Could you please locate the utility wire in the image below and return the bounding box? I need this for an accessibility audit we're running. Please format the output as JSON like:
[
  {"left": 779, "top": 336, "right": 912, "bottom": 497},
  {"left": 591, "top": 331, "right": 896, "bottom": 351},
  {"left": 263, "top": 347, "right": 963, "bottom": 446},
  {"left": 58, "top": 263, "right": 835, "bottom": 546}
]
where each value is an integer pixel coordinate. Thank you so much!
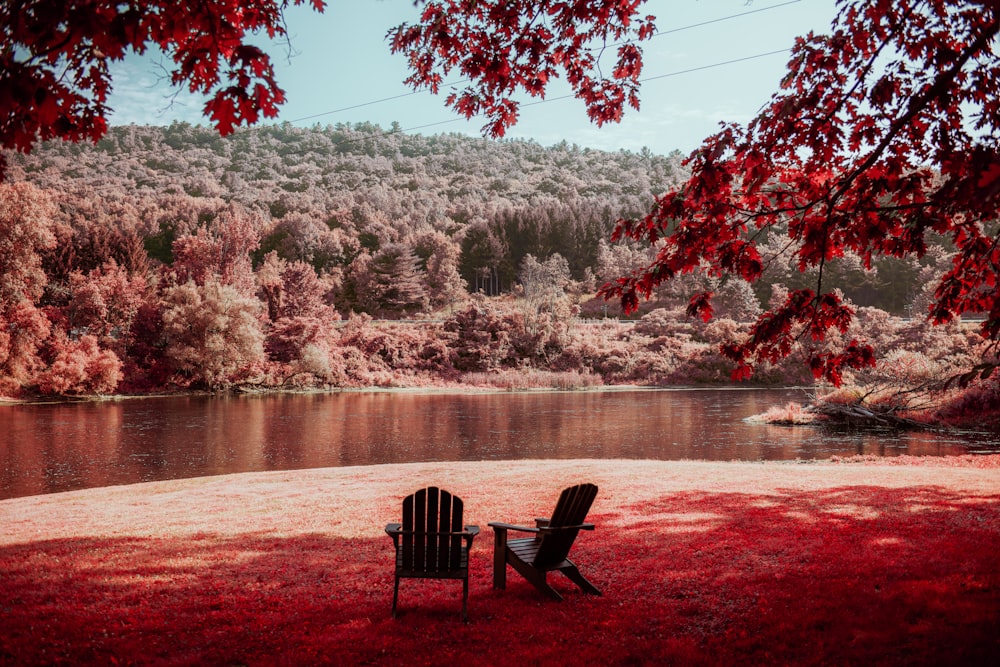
[
  {"left": 33, "top": 43, "right": 795, "bottom": 197},
  {"left": 400, "top": 48, "right": 791, "bottom": 135},
  {"left": 281, "top": 0, "right": 802, "bottom": 125},
  {"left": 649, "top": 0, "right": 802, "bottom": 38}
]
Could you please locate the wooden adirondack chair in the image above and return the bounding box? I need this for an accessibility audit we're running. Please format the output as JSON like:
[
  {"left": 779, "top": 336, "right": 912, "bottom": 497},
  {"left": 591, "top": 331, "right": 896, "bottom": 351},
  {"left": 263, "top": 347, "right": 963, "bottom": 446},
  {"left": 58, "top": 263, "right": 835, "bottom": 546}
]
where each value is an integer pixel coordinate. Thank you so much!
[
  {"left": 489, "top": 482, "right": 601, "bottom": 601},
  {"left": 385, "top": 486, "right": 480, "bottom": 621}
]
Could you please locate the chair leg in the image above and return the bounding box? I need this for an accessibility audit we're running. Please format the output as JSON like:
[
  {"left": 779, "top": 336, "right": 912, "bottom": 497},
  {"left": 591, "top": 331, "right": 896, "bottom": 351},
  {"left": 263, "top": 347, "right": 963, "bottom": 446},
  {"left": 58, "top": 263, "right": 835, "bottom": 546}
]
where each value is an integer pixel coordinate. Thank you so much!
[
  {"left": 561, "top": 563, "right": 601, "bottom": 595},
  {"left": 509, "top": 558, "right": 563, "bottom": 601},
  {"left": 492, "top": 527, "right": 507, "bottom": 590},
  {"left": 392, "top": 576, "right": 400, "bottom": 618}
]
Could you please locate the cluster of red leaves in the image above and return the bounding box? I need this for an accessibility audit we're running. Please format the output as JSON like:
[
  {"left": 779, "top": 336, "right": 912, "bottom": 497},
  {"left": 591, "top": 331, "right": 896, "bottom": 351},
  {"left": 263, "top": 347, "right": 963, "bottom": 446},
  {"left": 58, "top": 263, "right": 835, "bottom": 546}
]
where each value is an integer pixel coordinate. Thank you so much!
[
  {"left": 389, "top": 0, "right": 656, "bottom": 137},
  {"left": 0, "top": 0, "right": 326, "bottom": 180},
  {"left": 2, "top": 482, "right": 998, "bottom": 665},
  {"left": 598, "top": 0, "right": 1000, "bottom": 384}
]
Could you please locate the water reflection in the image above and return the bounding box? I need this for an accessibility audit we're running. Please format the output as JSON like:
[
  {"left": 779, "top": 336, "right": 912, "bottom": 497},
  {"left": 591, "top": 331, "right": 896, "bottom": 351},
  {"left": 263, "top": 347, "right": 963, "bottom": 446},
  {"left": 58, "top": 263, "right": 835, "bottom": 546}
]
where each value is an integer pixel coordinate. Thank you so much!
[{"left": 2, "top": 389, "right": 998, "bottom": 499}]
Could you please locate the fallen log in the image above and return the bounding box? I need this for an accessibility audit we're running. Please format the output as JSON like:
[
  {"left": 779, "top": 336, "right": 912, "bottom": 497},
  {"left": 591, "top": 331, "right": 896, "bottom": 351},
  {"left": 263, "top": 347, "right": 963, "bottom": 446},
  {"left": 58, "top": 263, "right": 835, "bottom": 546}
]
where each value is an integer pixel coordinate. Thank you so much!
[{"left": 806, "top": 401, "right": 923, "bottom": 429}]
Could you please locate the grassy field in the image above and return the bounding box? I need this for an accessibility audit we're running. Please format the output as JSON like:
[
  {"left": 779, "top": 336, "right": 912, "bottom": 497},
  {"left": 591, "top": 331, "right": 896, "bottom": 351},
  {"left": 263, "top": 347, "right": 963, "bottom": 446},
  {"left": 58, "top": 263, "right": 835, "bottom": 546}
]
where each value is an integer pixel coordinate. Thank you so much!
[{"left": 2, "top": 456, "right": 999, "bottom": 665}]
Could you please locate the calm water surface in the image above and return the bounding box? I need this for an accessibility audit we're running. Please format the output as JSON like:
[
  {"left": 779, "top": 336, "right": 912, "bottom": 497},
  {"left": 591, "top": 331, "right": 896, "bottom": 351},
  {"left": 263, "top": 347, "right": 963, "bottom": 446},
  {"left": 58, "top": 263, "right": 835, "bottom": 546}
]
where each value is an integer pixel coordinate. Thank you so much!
[{"left": 2, "top": 388, "right": 999, "bottom": 499}]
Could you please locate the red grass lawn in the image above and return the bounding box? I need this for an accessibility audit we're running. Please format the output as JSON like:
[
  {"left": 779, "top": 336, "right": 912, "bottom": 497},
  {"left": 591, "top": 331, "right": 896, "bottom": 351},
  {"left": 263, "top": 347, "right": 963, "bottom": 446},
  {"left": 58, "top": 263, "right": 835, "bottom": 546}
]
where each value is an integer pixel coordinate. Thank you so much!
[{"left": 2, "top": 457, "right": 1000, "bottom": 666}]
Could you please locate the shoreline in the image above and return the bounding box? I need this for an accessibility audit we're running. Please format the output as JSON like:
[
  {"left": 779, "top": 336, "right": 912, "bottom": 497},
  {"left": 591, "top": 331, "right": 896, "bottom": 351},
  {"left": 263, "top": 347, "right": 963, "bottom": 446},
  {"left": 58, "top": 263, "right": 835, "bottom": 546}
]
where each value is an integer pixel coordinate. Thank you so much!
[{"left": 0, "top": 382, "right": 815, "bottom": 405}]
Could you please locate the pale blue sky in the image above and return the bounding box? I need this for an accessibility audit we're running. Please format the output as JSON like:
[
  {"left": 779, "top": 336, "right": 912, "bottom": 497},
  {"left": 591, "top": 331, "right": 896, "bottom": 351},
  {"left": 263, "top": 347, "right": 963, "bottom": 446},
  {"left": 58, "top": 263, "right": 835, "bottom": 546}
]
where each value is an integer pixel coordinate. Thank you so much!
[{"left": 106, "top": 0, "right": 838, "bottom": 154}]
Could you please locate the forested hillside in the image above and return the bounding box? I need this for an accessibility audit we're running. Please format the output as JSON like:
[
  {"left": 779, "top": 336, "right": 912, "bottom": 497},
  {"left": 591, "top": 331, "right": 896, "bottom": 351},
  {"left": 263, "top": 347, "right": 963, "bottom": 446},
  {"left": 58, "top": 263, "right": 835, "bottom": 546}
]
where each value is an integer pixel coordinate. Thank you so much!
[
  {"left": 10, "top": 122, "right": 948, "bottom": 313},
  {"left": 11, "top": 122, "right": 677, "bottom": 305},
  {"left": 0, "top": 123, "right": 975, "bottom": 397}
]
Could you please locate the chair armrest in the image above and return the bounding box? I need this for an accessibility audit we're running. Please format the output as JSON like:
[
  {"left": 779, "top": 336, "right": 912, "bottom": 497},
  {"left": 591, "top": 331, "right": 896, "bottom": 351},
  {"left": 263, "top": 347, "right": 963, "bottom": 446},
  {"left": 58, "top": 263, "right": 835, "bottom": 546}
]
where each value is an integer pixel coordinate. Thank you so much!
[
  {"left": 539, "top": 522, "right": 595, "bottom": 532},
  {"left": 385, "top": 523, "right": 402, "bottom": 547},
  {"left": 488, "top": 521, "right": 541, "bottom": 534},
  {"left": 384, "top": 525, "right": 479, "bottom": 538}
]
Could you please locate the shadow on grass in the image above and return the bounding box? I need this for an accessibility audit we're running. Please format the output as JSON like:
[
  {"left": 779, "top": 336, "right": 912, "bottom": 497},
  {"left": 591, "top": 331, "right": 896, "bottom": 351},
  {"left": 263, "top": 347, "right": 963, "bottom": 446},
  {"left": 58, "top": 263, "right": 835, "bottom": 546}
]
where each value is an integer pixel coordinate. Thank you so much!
[{"left": 2, "top": 485, "right": 999, "bottom": 665}]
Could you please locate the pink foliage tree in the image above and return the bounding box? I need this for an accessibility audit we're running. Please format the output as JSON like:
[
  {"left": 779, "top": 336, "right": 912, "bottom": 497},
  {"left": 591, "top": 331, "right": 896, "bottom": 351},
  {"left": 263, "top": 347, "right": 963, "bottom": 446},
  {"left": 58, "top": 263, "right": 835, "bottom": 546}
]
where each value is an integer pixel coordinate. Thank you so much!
[
  {"left": 443, "top": 297, "right": 536, "bottom": 372},
  {"left": 169, "top": 203, "right": 261, "bottom": 295},
  {"left": 350, "top": 243, "right": 429, "bottom": 318},
  {"left": 0, "top": 301, "right": 52, "bottom": 396},
  {"left": 160, "top": 280, "right": 265, "bottom": 389},
  {"left": 257, "top": 252, "right": 340, "bottom": 382},
  {"left": 0, "top": 182, "right": 57, "bottom": 394},
  {"left": 65, "top": 260, "right": 148, "bottom": 352},
  {"left": 35, "top": 333, "right": 122, "bottom": 396},
  {"left": 0, "top": 182, "right": 56, "bottom": 304},
  {"left": 412, "top": 230, "right": 467, "bottom": 310}
]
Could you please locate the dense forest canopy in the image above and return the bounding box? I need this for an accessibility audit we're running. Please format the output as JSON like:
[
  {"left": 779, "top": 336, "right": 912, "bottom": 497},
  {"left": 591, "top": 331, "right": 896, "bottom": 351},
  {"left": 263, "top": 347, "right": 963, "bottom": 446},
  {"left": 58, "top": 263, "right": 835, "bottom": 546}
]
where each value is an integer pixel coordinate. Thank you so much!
[
  {"left": 8, "top": 122, "right": 945, "bottom": 314},
  {"left": 10, "top": 122, "right": 680, "bottom": 292}
]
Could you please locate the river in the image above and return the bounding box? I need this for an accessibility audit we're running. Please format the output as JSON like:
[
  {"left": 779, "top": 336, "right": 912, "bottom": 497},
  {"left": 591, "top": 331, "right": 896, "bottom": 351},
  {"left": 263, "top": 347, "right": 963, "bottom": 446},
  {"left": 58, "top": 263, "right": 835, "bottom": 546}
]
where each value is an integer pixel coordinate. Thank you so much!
[{"left": 2, "top": 388, "right": 998, "bottom": 499}]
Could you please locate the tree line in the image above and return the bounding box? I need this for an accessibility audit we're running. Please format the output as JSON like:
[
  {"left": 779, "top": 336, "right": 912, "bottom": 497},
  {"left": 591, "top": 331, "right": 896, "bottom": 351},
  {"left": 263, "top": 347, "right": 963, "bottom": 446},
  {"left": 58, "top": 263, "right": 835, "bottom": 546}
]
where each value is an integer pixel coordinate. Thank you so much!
[{"left": 0, "top": 123, "right": 980, "bottom": 399}]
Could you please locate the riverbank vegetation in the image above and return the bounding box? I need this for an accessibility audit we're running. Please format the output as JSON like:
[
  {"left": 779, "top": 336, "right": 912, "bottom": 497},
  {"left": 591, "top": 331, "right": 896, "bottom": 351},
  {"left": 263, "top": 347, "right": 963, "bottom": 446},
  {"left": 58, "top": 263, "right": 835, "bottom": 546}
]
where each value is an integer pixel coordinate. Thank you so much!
[
  {"left": 3, "top": 125, "right": 997, "bottom": 427},
  {"left": 2, "top": 458, "right": 998, "bottom": 665}
]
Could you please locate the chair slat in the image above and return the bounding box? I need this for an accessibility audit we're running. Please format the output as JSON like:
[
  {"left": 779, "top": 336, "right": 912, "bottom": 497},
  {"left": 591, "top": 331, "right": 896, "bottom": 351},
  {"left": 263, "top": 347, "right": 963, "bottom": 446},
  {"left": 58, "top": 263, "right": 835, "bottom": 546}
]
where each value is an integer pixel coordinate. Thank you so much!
[
  {"left": 414, "top": 487, "right": 428, "bottom": 570},
  {"left": 401, "top": 493, "right": 415, "bottom": 570},
  {"left": 437, "top": 488, "right": 452, "bottom": 572},
  {"left": 449, "top": 495, "right": 463, "bottom": 570}
]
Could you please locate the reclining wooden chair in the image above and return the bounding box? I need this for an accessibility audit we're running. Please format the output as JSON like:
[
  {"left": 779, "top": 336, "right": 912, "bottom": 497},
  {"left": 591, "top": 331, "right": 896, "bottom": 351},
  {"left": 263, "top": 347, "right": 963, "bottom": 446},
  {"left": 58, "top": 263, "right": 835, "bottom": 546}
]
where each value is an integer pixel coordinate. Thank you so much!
[
  {"left": 385, "top": 486, "right": 479, "bottom": 621},
  {"left": 489, "top": 482, "right": 601, "bottom": 601}
]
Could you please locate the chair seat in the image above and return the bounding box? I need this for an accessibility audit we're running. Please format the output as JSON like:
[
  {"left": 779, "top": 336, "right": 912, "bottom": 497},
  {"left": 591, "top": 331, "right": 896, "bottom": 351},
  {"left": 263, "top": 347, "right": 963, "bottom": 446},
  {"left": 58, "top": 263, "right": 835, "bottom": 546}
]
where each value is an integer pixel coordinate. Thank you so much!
[{"left": 506, "top": 537, "right": 572, "bottom": 572}]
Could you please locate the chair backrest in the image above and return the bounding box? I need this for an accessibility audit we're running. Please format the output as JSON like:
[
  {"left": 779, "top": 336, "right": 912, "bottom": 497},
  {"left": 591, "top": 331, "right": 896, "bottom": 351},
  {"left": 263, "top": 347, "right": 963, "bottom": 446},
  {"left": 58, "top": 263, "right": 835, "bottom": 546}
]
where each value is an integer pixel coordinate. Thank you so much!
[
  {"left": 399, "top": 486, "right": 466, "bottom": 573},
  {"left": 534, "top": 483, "right": 598, "bottom": 568}
]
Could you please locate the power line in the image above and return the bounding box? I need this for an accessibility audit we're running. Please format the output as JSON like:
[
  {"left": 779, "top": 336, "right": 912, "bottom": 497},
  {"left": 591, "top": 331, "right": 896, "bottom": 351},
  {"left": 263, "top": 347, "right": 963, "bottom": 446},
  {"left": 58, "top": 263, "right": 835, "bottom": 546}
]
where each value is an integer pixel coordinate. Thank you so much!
[
  {"left": 287, "top": 91, "right": 425, "bottom": 124},
  {"left": 403, "top": 48, "right": 792, "bottom": 134},
  {"left": 650, "top": 0, "right": 803, "bottom": 38},
  {"left": 281, "top": 0, "right": 802, "bottom": 125},
  {"left": 640, "top": 48, "right": 791, "bottom": 84}
]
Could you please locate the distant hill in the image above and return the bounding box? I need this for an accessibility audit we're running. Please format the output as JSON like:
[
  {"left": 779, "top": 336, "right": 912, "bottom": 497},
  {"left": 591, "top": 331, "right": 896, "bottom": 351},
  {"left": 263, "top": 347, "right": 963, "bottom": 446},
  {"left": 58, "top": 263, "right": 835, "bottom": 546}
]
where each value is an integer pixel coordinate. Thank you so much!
[{"left": 9, "top": 122, "right": 944, "bottom": 315}]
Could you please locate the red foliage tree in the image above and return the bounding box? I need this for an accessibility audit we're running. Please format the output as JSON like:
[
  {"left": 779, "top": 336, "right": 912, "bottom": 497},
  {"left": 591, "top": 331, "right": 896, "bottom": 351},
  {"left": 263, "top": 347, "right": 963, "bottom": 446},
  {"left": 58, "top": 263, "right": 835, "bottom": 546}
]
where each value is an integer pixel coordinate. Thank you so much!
[
  {"left": 601, "top": 0, "right": 999, "bottom": 383},
  {"left": 12, "top": 1, "right": 999, "bottom": 387},
  {"left": 160, "top": 279, "right": 265, "bottom": 389},
  {"left": 0, "top": 0, "right": 326, "bottom": 180},
  {"left": 389, "top": 0, "right": 656, "bottom": 136},
  {"left": 35, "top": 332, "right": 122, "bottom": 396},
  {"left": 398, "top": 0, "right": 1000, "bottom": 384}
]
